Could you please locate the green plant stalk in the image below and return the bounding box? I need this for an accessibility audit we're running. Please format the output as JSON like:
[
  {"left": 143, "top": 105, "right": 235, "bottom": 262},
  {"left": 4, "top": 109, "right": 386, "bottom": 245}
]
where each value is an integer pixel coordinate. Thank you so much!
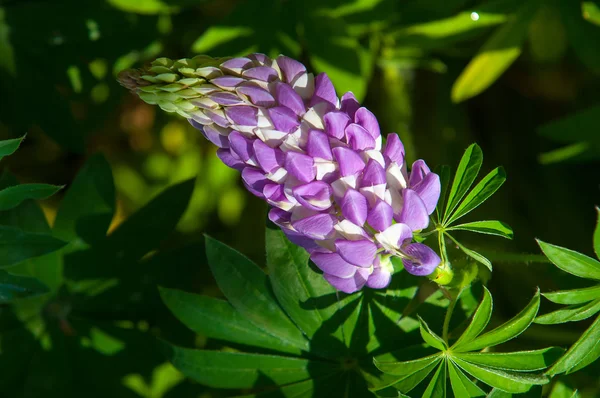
[{"left": 443, "top": 295, "right": 458, "bottom": 344}]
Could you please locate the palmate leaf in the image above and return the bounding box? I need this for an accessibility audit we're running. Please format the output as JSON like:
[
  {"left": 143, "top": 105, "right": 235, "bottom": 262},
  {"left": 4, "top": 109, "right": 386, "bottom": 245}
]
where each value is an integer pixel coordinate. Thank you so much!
[
  {"left": 448, "top": 221, "right": 513, "bottom": 240},
  {"left": 447, "top": 234, "right": 493, "bottom": 272},
  {"left": 536, "top": 222, "right": 600, "bottom": 375},
  {"left": 374, "top": 288, "right": 554, "bottom": 396},
  {"left": 443, "top": 143, "right": 483, "bottom": 224},
  {"left": 594, "top": 207, "right": 600, "bottom": 260}
]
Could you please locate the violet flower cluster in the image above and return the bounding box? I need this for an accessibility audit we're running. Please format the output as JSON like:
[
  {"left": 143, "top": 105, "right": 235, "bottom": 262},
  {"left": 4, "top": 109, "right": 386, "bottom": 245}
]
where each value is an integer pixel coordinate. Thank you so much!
[{"left": 119, "top": 54, "right": 441, "bottom": 293}]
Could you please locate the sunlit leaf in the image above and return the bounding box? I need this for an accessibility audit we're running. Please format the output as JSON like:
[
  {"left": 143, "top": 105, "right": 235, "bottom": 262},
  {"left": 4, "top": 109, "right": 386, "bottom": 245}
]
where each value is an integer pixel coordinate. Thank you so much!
[
  {"left": 444, "top": 144, "right": 483, "bottom": 224},
  {"left": 535, "top": 299, "right": 600, "bottom": 325},
  {"left": 453, "top": 287, "right": 493, "bottom": 349},
  {"left": 419, "top": 316, "right": 447, "bottom": 350},
  {"left": 537, "top": 240, "right": 600, "bottom": 281},
  {"left": 453, "top": 358, "right": 549, "bottom": 393},
  {"left": 547, "top": 314, "right": 600, "bottom": 375},
  {"left": 0, "top": 184, "right": 63, "bottom": 212},
  {"left": 451, "top": 1, "right": 540, "bottom": 102},
  {"left": 422, "top": 361, "right": 446, "bottom": 398},
  {"left": 447, "top": 167, "right": 507, "bottom": 225},
  {"left": 448, "top": 362, "right": 486, "bottom": 397},
  {"left": 455, "top": 348, "right": 564, "bottom": 371},
  {"left": 542, "top": 285, "right": 600, "bottom": 305},
  {"left": 447, "top": 234, "right": 493, "bottom": 272},
  {"left": 456, "top": 290, "right": 540, "bottom": 352},
  {"left": 375, "top": 354, "right": 442, "bottom": 376},
  {"left": 449, "top": 220, "right": 513, "bottom": 239}
]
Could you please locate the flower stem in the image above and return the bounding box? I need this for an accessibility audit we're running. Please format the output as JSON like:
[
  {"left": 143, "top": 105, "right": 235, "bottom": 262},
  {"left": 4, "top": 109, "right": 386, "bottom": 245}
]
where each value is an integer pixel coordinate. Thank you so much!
[{"left": 442, "top": 296, "right": 458, "bottom": 344}]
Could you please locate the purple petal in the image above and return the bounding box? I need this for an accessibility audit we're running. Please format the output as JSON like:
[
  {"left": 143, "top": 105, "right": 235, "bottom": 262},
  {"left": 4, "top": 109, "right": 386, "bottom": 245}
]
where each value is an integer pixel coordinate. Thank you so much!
[
  {"left": 264, "top": 183, "right": 286, "bottom": 201},
  {"left": 383, "top": 134, "right": 405, "bottom": 165},
  {"left": 345, "top": 123, "right": 376, "bottom": 150},
  {"left": 335, "top": 239, "right": 377, "bottom": 267},
  {"left": 248, "top": 53, "right": 272, "bottom": 66},
  {"left": 268, "top": 207, "right": 291, "bottom": 227},
  {"left": 402, "top": 243, "right": 440, "bottom": 276},
  {"left": 340, "top": 92, "right": 360, "bottom": 120},
  {"left": 275, "top": 82, "right": 306, "bottom": 116},
  {"left": 323, "top": 269, "right": 368, "bottom": 293},
  {"left": 276, "top": 55, "right": 306, "bottom": 83},
  {"left": 398, "top": 189, "right": 430, "bottom": 231},
  {"left": 360, "top": 159, "right": 386, "bottom": 187},
  {"left": 211, "top": 76, "right": 245, "bottom": 89},
  {"left": 323, "top": 111, "right": 351, "bottom": 140},
  {"left": 306, "top": 129, "right": 333, "bottom": 160},
  {"left": 310, "top": 73, "right": 337, "bottom": 108},
  {"left": 204, "top": 110, "right": 230, "bottom": 128},
  {"left": 292, "top": 213, "right": 336, "bottom": 240},
  {"left": 413, "top": 172, "right": 440, "bottom": 215},
  {"left": 220, "top": 57, "right": 253, "bottom": 73},
  {"left": 216, "top": 148, "right": 245, "bottom": 171},
  {"left": 253, "top": 139, "right": 285, "bottom": 173},
  {"left": 341, "top": 189, "right": 368, "bottom": 226},
  {"left": 284, "top": 229, "right": 320, "bottom": 252},
  {"left": 190, "top": 121, "right": 229, "bottom": 148},
  {"left": 236, "top": 83, "right": 276, "bottom": 107},
  {"left": 367, "top": 199, "right": 393, "bottom": 231},
  {"left": 332, "top": 147, "right": 366, "bottom": 177},
  {"left": 241, "top": 167, "right": 268, "bottom": 198},
  {"left": 225, "top": 106, "right": 258, "bottom": 126},
  {"left": 243, "top": 66, "right": 278, "bottom": 82},
  {"left": 286, "top": 151, "right": 315, "bottom": 183},
  {"left": 229, "top": 131, "right": 255, "bottom": 162},
  {"left": 208, "top": 92, "right": 244, "bottom": 106},
  {"left": 409, "top": 159, "right": 431, "bottom": 187},
  {"left": 311, "top": 250, "right": 357, "bottom": 278},
  {"left": 267, "top": 106, "right": 300, "bottom": 133},
  {"left": 366, "top": 267, "right": 392, "bottom": 289},
  {"left": 293, "top": 181, "right": 333, "bottom": 211},
  {"left": 354, "top": 107, "right": 380, "bottom": 139}
]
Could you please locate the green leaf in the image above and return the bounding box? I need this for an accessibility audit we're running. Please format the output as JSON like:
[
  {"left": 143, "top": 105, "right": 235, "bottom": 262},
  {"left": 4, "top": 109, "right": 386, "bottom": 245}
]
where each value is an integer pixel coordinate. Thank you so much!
[
  {"left": 422, "top": 362, "right": 446, "bottom": 398},
  {"left": 0, "top": 270, "right": 49, "bottom": 303},
  {"left": 448, "top": 361, "right": 486, "bottom": 397},
  {"left": 456, "top": 290, "right": 540, "bottom": 352},
  {"left": 205, "top": 236, "right": 309, "bottom": 352},
  {"left": 557, "top": 1, "right": 600, "bottom": 73},
  {"left": 164, "top": 345, "right": 332, "bottom": 389},
  {"left": 487, "top": 386, "right": 544, "bottom": 397},
  {"left": 535, "top": 299, "right": 600, "bottom": 325},
  {"left": 375, "top": 354, "right": 442, "bottom": 376},
  {"left": 0, "top": 135, "right": 24, "bottom": 162},
  {"left": 454, "top": 348, "right": 564, "bottom": 371},
  {"left": 447, "top": 234, "right": 493, "bottom": 272},
  {"left": 594, "top": 207, "right": 600, "bottom": 259},
  {"left": 0, "top": 184, "right": 63, "bottom": 212},
  {"left": 547, "top": 314, "right": 600, "bottom": 375},
  {"left": 449, "top": 221, "right": 513, "bottom": 239},
  {"left": 447, "top": 167, "right": 507, "bottom": 225},
  {"left": 567, "top": 336, "right": 600, "bottom": 374},
  {"left": 537, "top": 240, "right": 600, "bottom": 281},
  {"left": 53, "top": 154, "right": 115, "bottom": 242},
  {"left": 159, "top": 288, "right": 305, "bottom": 356},
  {"left": 451, "top": 1, "right": 539, "bottom": 102},
  {"left": 454, "top": 287, "right": 493, "bottom": 349},
  {"left": 0, "top": 226, "right": 67, "bottom": 268},
  {"left": 444, "top": 144, "right": 483, "bottom": 223},
  {"left": 390, "top": 360, "right": 442, "bottom": 394},
  {"left": 453, "top": 358, "right": 549, "bottom": 393},
  {"left": 542, "top": 285, "right": 600, "bottom": 305},
  {"left": 265, "top": 226, "right": 339, "bottom": 341},
  {"left": 419, "top": 316, "right": 447, "bottom": 351}
]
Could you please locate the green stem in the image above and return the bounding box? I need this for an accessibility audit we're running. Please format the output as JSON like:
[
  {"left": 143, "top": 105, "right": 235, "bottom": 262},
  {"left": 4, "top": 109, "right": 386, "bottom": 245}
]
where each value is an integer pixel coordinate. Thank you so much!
[{"left": 442, "top": 296, "right": 458, "bottom": 344}]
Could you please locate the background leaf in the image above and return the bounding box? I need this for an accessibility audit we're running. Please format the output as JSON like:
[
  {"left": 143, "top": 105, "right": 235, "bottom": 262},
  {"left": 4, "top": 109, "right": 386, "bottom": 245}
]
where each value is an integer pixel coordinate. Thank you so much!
[
  {"left": 0, "top": 226, "right": 67, "bottom": 268},
  {"left": 0, "top": 270, "right": 49, "bottom": 303},
  {"left": 0, "top": 184, "right": 63, "bottom": 212}
]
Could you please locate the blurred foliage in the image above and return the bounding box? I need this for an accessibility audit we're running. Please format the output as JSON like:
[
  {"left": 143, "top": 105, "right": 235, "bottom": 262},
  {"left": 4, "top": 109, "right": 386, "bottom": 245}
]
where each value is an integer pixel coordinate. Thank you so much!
[{"left": 0, "top": 0, "right": 599, "bottom": 396}]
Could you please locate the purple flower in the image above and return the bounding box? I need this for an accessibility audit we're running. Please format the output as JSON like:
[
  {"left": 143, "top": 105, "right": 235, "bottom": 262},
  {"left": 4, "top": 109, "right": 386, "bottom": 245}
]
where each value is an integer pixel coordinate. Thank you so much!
[{"left": 119, "top": 54, "right": 441, "bottom": 293}]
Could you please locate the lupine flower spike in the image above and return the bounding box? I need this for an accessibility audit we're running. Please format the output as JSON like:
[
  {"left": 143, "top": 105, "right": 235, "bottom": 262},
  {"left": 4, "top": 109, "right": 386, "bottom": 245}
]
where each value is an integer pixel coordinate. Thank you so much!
[{"left": 119, "top": 54, "right": 441, "bottom": 293}]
